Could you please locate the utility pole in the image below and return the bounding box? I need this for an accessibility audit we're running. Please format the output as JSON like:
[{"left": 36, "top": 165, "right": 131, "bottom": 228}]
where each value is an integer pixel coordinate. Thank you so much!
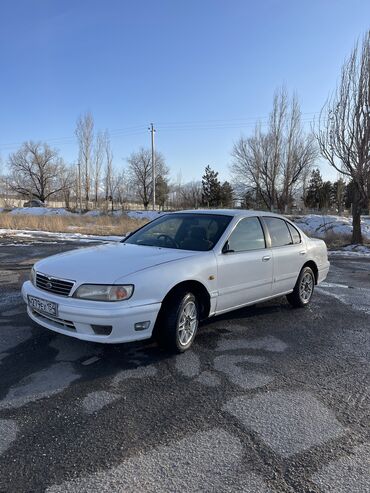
[{"left": 149, "top": 123, "right": 156, "bottom": 210}]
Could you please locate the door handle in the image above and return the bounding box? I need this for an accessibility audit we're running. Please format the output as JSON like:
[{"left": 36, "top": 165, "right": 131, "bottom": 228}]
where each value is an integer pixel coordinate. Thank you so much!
[
  {"left": 299, "top": 251, "right": 307, "bottom": 255},
  {"left": 262, "top": 255, "right": 271, "bottom": 262}
]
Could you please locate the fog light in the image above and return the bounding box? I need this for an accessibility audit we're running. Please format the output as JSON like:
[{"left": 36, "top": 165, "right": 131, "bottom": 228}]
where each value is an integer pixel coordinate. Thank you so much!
[{"left": 134, "top": 321, "right": 150, "bottom": 331}]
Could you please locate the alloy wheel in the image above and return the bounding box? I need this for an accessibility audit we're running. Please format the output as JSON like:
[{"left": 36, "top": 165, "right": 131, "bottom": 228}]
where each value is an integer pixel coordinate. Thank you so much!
[
  {"left": 299, "top": 272, "right": 314, "bottom": 303},
  {"left": 177, "top": 300, "right": 198, "bottom": 346}
]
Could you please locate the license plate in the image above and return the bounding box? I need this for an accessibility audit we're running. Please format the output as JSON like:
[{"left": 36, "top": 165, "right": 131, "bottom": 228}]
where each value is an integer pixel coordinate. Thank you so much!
[{"left": 28, "top": 295, "right": 58, "bottom": 317}]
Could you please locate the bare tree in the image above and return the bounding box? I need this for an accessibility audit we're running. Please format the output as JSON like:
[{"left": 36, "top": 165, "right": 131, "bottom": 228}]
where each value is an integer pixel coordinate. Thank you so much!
[
  {"left": 231, "top": 127, "right": 275, "bottom": 210},
  {"left": 8, "top": 141, "right": 66, "bottom": 202},
  {"left": 179, "top": 181, "right": 202, "bottom": 208},
  {"left": 107, "top": 166, "right": 124, "bottom": 212},
  {"left": 93, "top": 131, "right": 104, "bottom": 207},
  {"left": 109, "top": 168, "right": 125, "bottom": 211},
  {"left": 269, "top": 88, "right": 288, "bottom": 209},
  {"left": 59, "top": 164, "right": 76, "bottom": 209},
  {"left": 316, "top": 31, "right": 370, "bottom": 243},
  {"left": 75, "top": 112, "right": 94, "bottom": 207},
  {"left": 231, "top": 88, "right": 317, "bottom": 212},
  {"left": 0, "top": 172, "right": 17, "bottom": 209},
  {"left": 281, "top": 95, "right": 318, "bottom": 211},
  {"left": 103, "top": 131, "right": 113, "bottom": 206},
  {"left": 127, "top": 147, "right": 168, "bottom": 209}
]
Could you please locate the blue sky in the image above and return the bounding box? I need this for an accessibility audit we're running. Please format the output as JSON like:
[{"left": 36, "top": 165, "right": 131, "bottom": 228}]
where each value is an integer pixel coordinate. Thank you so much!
[{"left": 0, "top": 0, "right": 369, "bottom": 183}]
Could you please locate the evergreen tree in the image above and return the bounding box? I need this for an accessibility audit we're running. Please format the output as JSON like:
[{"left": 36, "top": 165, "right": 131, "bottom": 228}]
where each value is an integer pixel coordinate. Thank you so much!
[
  {"left": 201, "top": 165, "right": 221, "bottom": 207},
  {"left": 242, "top": 190, "right": 256, "bottom": 209},
  {"left": 319, "top": 181, "right": 333, "bottom": 209},
  {"left": 304, "top": 169, "right": 323, "bottom": 209},
  {"left": 332, "top": 178, "right": 346, "bottom": 214},
  {"left": 220, "top": 181, "right": 234, "bottom": 207},
  {"left": 156, "top": 175, "right": 169, "bottom": 210}
]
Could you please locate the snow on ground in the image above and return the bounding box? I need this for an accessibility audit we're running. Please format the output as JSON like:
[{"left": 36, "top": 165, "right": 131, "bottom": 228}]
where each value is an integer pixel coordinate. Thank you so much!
[
  {"left": 0, "top": 228, "right": 123, "bottom": 243},
  {"left": 82, "top": 210, "right": 165, "bottom": 219},
  {"left": 83, "top": 210, "right": 104, "bottom": 217},
  {"left": 328, "top": 244, "right": 370, "bottom": 257},
  {"left": 293, "top": 214, "right": 370, "bottom": 242},
  {"left": 5, "top": 208, "right": 165, "bottom": 220},
  {"left": 9, "top": 207, "right": 73, "bottom": 216},
  {"left": 84, "top": 210, "right": 164, "bottom": 220},
  {"left": 124, "top": 210, "right": 164, "bottom": 220}
]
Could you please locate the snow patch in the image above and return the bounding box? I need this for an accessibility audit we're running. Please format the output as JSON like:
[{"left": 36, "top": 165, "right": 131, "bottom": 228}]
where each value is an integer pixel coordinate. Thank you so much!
[
  {"left": 125, "top": 210, "right": 165, "bottom": 221},
  {"left": 293, "top": 214, "right": 370, "bottom": 241},
  {"left": 328, "top": 244, "right": 370, "bottom": 256},
  {"left": 9, "top": 207, "right": 73, "bottom": 216},
  {"left": 0, "top": 228, "right": 123, "bottom": 243}
]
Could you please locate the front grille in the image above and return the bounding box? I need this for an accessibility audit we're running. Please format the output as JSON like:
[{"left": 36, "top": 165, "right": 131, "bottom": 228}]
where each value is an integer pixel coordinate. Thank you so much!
[
  {"left": 32, "top": 309, "right": 76, "bottom": 331},
  {"left": 36, "top": 272, "right": 75, "bottom": 297}
]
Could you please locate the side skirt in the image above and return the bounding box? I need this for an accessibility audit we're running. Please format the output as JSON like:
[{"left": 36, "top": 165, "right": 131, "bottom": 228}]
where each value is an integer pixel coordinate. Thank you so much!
[{"left": 210, "top": 290, "right": 294, "bottom": 317}]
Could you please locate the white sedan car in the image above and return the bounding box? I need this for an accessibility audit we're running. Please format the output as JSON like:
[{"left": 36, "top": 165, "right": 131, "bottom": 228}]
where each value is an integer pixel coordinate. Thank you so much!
[{"left": 22, "top": 210, "right": 329, "bottom": 352}]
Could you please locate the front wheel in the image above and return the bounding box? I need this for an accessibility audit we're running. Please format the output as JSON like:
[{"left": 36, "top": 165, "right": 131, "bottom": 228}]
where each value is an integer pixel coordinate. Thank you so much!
[
  {"left": 156, "top": 291, "right": 199, "bottom": 353},
  {"left": 286, "top": 266, "right": 315, "bottom": 308}
]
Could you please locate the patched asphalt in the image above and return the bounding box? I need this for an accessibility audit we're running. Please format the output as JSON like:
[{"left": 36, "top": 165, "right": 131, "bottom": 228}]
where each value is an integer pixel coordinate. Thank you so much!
[{"left": 0, "top": 240, "right": 369, "bottom": 493}]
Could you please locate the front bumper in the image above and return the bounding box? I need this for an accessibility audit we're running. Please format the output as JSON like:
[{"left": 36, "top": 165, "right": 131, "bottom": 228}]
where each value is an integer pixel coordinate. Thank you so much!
[{"left": 22, "top": 281, "right": 161, "bottom": 344}]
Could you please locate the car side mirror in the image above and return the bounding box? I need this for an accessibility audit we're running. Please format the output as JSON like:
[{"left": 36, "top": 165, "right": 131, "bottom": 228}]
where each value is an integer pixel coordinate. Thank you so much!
[{"left": 222, "top": 241, "right": 234, "bottom": 254}]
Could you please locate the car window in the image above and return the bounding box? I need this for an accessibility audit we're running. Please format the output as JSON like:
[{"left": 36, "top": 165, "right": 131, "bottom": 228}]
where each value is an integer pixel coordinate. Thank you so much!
[
  {"left": 227, "top": 217, "right": 265, "bottom": 252},
  {"left": 125, "top": 213, "right": 232, "bottom": 251},
  {"left": 149, "top": 217, "right": 183, "bottom": 237},
  {"left": 264, "top": 217, "right": 292, "bottom": 247},
  {"left": 287, "top": 222, "right": 301, "bottom": 244}
]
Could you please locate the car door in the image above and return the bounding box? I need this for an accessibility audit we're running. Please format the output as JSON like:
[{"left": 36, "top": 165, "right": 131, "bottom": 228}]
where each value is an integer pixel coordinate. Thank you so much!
[
  {"left": 262, "top": 217, "right": 306, "bottom": 296},
  {"left": 215, "top": 216, "right": 273, "bottom": 313}
]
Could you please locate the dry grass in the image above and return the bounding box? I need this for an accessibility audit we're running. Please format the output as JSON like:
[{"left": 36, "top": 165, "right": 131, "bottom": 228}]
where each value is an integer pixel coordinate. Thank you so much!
[
  {"left": 0, "top": 213, "right": 147, "bottom": 237},
  {"left": 320, "top": 230, "right": 353, "bottom": 249}
]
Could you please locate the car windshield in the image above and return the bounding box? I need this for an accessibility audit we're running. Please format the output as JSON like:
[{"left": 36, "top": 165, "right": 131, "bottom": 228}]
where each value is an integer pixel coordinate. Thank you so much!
[{"left": 124, "top": 213, "right": 232, "bottom": 251}]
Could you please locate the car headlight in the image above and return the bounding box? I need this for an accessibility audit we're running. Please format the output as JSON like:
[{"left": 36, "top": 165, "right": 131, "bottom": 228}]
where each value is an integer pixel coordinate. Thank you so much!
[
  {"left": 30, "top": 267, "right": 36, "bottom": 286},
  {"left": 73, "top": 284, "right": 134, "bottom": 302}
]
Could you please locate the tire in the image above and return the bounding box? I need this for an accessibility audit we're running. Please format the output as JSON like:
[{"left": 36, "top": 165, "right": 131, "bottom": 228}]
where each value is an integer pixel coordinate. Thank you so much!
[
  {"left": 286, "top": 266, "right": 315, "bottom": 308},
  {"left": 156, "top": 291, "right": 199, "bottom": 353}
]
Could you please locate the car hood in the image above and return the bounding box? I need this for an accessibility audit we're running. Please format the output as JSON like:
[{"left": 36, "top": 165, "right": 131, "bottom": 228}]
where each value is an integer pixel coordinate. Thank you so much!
[{"left": 35, "top": 243, "right": 199, "bottom": 284}]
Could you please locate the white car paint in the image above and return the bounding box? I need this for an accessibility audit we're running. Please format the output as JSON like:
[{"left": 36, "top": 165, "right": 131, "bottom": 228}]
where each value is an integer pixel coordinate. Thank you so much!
[
  {"left": 21, "top": 210, "right": 330, "bottom": 344},
  {"left": 216, "top": 247, "right": 273, "bottom": 312}
]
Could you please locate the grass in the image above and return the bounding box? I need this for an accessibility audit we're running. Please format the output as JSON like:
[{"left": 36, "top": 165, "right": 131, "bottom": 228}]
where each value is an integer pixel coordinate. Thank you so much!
[
  {"left": 0, "top": 213, "right": 147, "bottom": 237},
  {"left": 320, "top": 230, "right": 353, "bottom": 249}
]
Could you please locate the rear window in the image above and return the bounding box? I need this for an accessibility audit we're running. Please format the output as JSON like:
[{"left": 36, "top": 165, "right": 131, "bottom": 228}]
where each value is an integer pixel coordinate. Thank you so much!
[{"left": 287, "top": 222, "right": 301, "bottom": 244}]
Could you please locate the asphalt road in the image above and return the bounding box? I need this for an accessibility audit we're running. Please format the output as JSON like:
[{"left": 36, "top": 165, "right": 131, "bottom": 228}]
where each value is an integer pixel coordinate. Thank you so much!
[{"left": 0, "top": 238, "right": 369, "bottom": 493}]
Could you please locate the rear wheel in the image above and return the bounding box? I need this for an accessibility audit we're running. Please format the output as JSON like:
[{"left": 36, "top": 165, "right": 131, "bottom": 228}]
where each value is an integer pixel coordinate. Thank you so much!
[
  {"left": 287, "top": 266, "right": 315, "bottom": 308},
  {"left": 156, "top": 291, "right": 199, "bottom": 353}
]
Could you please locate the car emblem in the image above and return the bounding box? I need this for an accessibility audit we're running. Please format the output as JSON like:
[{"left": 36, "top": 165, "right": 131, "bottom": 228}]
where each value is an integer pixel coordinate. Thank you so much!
[{"left": 46, "top": 281, "right": 53, "bottom": 289}]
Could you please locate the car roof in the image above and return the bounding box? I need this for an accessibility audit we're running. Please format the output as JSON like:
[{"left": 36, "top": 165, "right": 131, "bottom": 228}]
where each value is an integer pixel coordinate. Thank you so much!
[{"left": 173, "top": 209, "right": 286, "bottom": 219}]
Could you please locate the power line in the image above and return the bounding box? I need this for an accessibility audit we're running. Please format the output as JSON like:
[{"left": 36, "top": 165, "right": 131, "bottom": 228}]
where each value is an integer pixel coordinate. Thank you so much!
[
  {"left": 155, "top": 112, "right": 319, "bottom": 126},
  {"left": 0, "top": 113, "right": 320, "bottom": 152},
  {"left": 156, "top": 118, "right": 316, "bottom": 132}
]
